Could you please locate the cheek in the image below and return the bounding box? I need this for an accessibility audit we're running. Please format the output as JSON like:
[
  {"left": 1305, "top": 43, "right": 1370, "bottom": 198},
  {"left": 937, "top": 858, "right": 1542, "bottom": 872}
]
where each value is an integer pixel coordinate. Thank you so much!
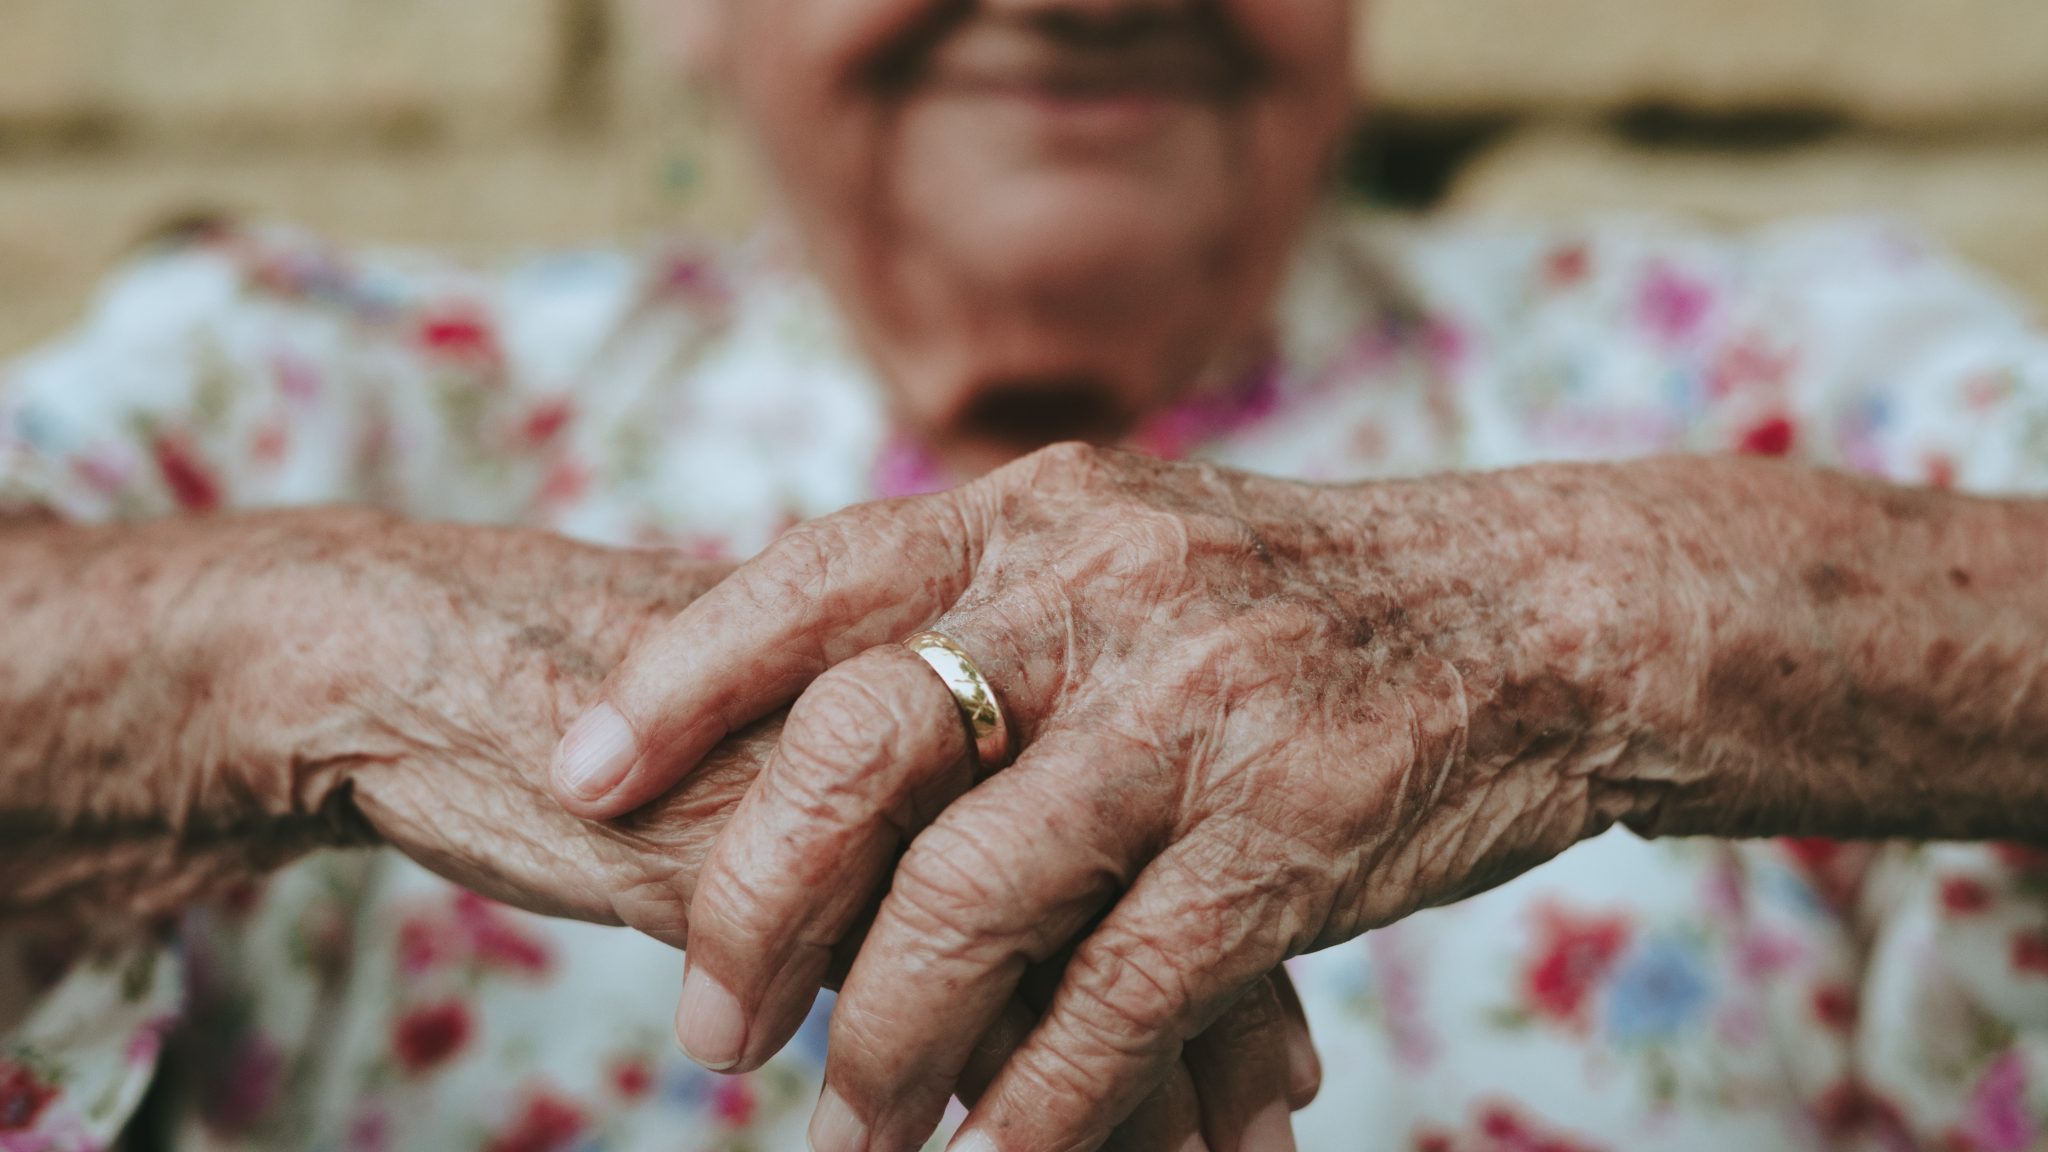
[
  {"left": 719, "top": 0, "right": 937, "bottom": 153},
  {"left": 1229, "top": 0, "right": 1354, "bottom": 63},
  {"left": 718, "top": 11, "right": 892, "bottom": 247},
  {"left": 1233, "top": 0, "right": 1354, "bottom": 121},
  {"left": 1236, "top": 0, "right": 1357, "bottom": 219},
  {"left": 722, "top": 0, "right": 942, "bottom": 81}
]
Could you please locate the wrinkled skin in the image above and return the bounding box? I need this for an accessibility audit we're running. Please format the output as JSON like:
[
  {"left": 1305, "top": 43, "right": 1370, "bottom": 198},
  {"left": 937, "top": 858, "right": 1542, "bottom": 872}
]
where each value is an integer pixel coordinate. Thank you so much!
[
  {"left": 556, "top": 442, "right": 2048, "bottom": 1152},
  {"left": 331, "top": 520, "right": 1321, "bottom": 1148},
  {"left": 0, "top": 508, "right": 1314, "bottom": 1152},
  {"left": 551, "top": 446, "right": 1688, "bottom": 1152},
  {"left": 0, "top": 510, "right": 742, "bottom": 938}
]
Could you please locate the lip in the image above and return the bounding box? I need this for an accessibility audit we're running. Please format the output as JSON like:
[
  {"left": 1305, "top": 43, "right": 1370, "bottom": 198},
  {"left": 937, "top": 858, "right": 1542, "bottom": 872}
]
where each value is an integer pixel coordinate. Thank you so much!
[{"left": 916, "top": 19, "right": 1253, "bottom": 106}]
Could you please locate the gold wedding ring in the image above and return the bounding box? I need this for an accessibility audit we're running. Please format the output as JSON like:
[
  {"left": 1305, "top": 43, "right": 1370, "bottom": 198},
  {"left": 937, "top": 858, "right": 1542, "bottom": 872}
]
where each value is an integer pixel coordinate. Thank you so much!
[{"left": 904, "top": 630, "right": 1014, "bottom": 771}]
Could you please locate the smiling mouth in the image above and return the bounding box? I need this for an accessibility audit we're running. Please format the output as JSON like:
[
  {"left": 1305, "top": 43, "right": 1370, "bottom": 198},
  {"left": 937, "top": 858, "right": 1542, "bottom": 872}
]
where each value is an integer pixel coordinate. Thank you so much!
[{"left": 876, "top": 7, "right": 1260, "bottom": 105}]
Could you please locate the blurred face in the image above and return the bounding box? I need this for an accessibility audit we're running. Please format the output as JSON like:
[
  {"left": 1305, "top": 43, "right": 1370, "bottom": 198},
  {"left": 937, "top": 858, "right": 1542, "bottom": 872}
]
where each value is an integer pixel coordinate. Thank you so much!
[{"left": 696, "top": 0, "right": 1353, "bottom": 465}]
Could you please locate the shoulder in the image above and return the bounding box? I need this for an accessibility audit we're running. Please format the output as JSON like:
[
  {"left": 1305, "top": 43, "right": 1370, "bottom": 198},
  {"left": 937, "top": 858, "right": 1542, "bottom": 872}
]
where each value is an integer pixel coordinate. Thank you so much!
[
  {"left": 1346, "top": 212, "right": 2043, "bottom": 469},
  {"left": 0, "top": 220, "right": 773, "bottom": 519},
  {"left": 1365, "top": 210, "right": 2025, "bottom": 345},
  {"left": 16, "top": 219, "right": 764, "bottom": 379}
]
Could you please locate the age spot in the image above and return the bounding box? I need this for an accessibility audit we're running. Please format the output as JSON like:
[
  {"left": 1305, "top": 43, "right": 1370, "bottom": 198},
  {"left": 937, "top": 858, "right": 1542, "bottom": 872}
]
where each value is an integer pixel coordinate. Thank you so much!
[
  {"left": 1926, "top": 638, "right": 1960, "bottom": 679},
  {"left": 1801, "top": 562, "right": 1878, "bottom": 605}
]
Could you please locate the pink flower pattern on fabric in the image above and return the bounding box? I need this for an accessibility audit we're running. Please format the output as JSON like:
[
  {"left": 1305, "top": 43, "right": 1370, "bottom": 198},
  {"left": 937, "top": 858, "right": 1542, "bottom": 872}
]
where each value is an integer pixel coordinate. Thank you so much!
[{"left": 4, "top": 213, "right": 2048, "bottom": 1150}]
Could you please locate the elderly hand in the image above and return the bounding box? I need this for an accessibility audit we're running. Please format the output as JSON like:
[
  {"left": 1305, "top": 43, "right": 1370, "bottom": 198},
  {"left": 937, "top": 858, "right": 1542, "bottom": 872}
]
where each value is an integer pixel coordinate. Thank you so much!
[
  {"left": 0, "top": 506, "right": 1311, "bottom": 1152},
  {"left": 277, "top": 512, "right": 1322, "bottom": 1152},
  {"left": 554, "top": 444, "right": 1695, "bottom": 1152},
  {"left": 0, "top": 509, "right": 748, "bottom": 939},
  {"left": 342, "top": 520, "right": 1323, "bottom": 1152}
]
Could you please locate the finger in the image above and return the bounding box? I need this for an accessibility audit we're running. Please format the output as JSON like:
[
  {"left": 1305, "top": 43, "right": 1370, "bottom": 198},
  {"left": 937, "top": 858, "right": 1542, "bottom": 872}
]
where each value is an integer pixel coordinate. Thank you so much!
[
  {"left": 964, "top": 1001, "right": 1210, "bottom": 1152},
  {"left": 832, "top": 997, "right": 1208, "bottom": 1152},
  {"left": 1014, "top": 955, "right": 1209, "bottom": 1152},
  {"left": 967, "top": 982, "right": 1307, "bottom": 1152},
  {"left": 953, "top": 999, "right": 1037, "bottom": 1107},
  {"left": 939, "top": 974, "right": 1304, "bottom": 1152},
  {"left": 950, "top": 843, "right": 1294, "bottom": 1152},
  {"left": 954, "top": 967, "right": 1287, "bottom": 1152},
  {"left": 811, "top": 732, "right": 1176, "bottom": 1152},
  {"left": 1016, "top": 954, "right": 1309, "bottom": 1145},
  {"left": 549, "top": 492, "right": 982, "bottom": 817},
  {"left": 1270, "top": 966, "right": 1322, "bottom": 1110},
  {"left": 810, "top": 999, "right": 1034, "bottom": 1152},
  {"left": 1182, "top": 975, "right": 1297, "bottom": 1152},
  {"left": 1101, "top": 1058, "right": 1209, "bottom": 1152},
  {"left": 675, "top": 644, "right": 974, "bottom": 1072}
]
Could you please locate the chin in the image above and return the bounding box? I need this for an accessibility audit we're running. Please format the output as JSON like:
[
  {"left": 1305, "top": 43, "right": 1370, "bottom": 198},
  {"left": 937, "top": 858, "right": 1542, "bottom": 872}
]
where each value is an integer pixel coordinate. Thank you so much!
[
  {"left": 877, "top": 301, "right": 1228, "bottom": 450},
  {"left": 947, "top": 177, "right": 1235, "bottom": 320},
  {"left": 863, "top": 174, "right": 1273, "bottom": 430}
]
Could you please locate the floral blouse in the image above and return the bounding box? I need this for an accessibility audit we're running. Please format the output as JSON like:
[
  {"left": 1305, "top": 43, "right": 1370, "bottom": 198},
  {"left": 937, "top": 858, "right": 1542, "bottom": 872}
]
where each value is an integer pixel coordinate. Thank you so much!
[{"left": 4, "top": 209, "right": 2048, "bottom": 1152}]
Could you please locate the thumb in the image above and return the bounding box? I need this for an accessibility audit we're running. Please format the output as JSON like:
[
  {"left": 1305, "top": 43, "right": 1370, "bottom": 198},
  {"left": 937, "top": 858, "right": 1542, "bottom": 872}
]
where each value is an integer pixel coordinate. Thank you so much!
[{"left": 548, "top": 491, "right": 983, "bottom": 818}]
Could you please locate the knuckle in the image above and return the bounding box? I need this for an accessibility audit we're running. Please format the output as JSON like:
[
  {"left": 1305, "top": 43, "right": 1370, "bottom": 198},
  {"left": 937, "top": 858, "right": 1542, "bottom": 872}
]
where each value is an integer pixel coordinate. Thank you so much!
[
  {"left": 784, "top": 673, "right": 898, "bottom": 774},
  {"left": 822, "top": 1003, "right": 901, "bottom": 1096},
  {"left": 1024, "top": 440, "right": 1106, "bottom": 482},
  {"left": 1049, "top": 505, "right": 1193, "bottom": 593},
  {"left": 959, "top": 575, "right": 1076, "bottom": 664},
  {"left": 1003, "top": 1053, "right": 1128, "bottom": 1152},
  {"left": 997, "top": 442, "right": 1137, "bottom": 506},
  {"left": 757, "top": 521, "right": 838, "bottom": 601},
  {"left": 691, "top": 848, "right": 781, "bottom": 943},
  {"left": 776, "top": 655, "right": 965, "bottom": 820},
  {"left": 1171, "top": 831, "right": 1324, "bottom": 953},
  {"left": 891, "top": 824, "right": 1019, "bottom": 950},
  {"left": 1112, "top": 507, "right": 1195, "bottom": 564},
  {"left": 1012, "top": 1045, "right": 1095, "bottom": 1100},
  {"left": 1064, "top": 933, "right": 1196, "bottom": 1056}
]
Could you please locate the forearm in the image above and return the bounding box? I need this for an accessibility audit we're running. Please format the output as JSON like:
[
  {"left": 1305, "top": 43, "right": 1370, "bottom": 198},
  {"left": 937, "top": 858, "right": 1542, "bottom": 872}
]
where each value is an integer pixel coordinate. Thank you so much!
[
  {"left": 0, "top": 509, "right": 311, "bottom": 924},
  {"left": 0, "top": 507, "right": 729, "bottom": 925},
  {"left": 1611, "top": 457, "right": 2048, "bottom": 842}
]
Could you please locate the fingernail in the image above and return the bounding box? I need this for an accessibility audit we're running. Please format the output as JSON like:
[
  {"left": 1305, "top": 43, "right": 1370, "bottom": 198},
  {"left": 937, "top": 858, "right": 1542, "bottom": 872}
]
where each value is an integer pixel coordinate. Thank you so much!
[
  {"left": 808, "top": 1087, "right": 869, "bottom": 1152},
  {"left": 553, "top": 702, "right": 637, "bottom": 801},
  {"left": 677, "top": 963, "right": 746, "bottom": 1070},
  {"left": 1239, "top": 1100, "right": 1297, "bottom": 1152},
  {"left": 948, "top": 1128, "right": 999, "bottom": 1152}
]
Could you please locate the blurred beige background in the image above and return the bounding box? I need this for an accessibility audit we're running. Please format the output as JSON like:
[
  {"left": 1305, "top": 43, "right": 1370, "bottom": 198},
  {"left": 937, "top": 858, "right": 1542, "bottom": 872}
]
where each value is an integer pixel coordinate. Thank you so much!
[{"left": 2, "top": 0, "right": 2045, "bottom": 357}]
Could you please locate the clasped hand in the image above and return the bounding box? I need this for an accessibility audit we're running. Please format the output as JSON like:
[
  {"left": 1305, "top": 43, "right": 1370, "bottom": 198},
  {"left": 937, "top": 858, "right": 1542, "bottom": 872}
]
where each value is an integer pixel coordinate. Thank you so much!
[{"left": 554, "top": 444, "right": 1678, "bottom": 1152}]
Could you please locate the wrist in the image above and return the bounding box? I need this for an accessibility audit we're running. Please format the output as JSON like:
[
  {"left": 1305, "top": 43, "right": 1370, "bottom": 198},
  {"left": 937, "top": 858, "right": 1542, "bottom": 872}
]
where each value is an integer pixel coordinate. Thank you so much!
[
  {"left": 1302, "top": 466, "right": 1692, "bottom": 845},
  {"left": 157, "top": 508, "right": 412, "bottom": 846},
  {"left": 1463, "top": 462, "right": 1726, "bottom": 840},
  {"left": 160, "top": 511, "right": 712, "bottom": 838},
  {"left": 1621, "top": 463, "right": 2048, "bottom": 842},
  {"left": 0, "top": 509, "right": 402, "bottom": 923},
  {"left": 300, "top": 520, "right": 731, "bottom": 909},
  {"left": 1, "top": 507, "right": 727, "bottom": 925},
  {"left": 1554, "top": 457, "right": 1995, "bottom": 841}
]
